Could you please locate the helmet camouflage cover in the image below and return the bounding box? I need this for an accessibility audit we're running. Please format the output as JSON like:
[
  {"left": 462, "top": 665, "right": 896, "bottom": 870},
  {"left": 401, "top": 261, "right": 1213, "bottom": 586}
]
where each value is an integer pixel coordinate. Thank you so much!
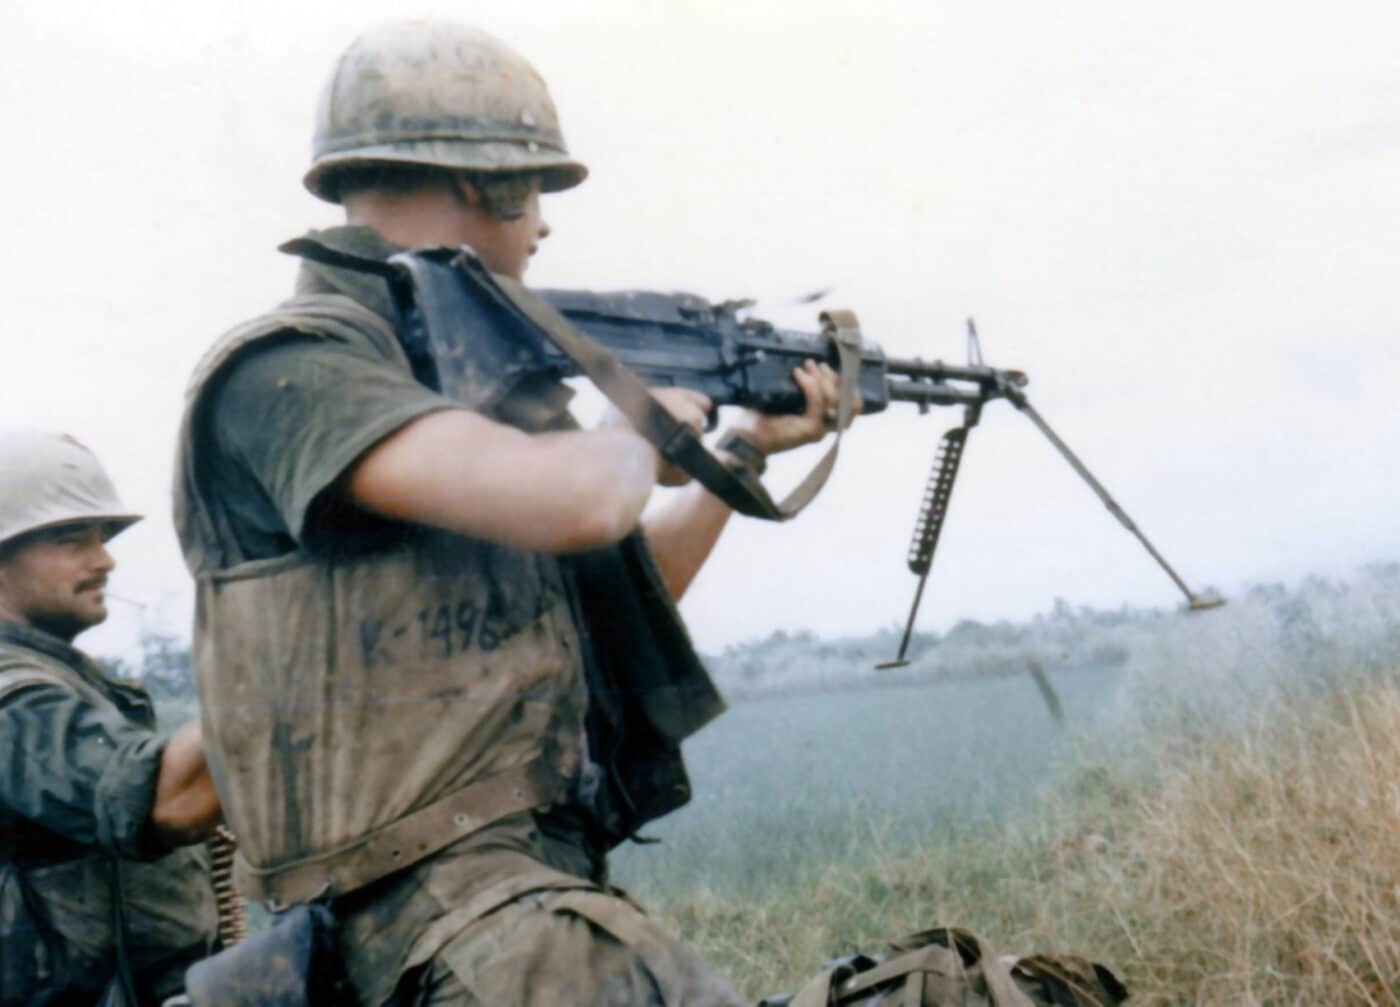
[
  {"left": 0, "top": 430, "right": 141, "bottom": 548},
  {"left": 305, "top": 20, "right": 589, "bottom": 203}
]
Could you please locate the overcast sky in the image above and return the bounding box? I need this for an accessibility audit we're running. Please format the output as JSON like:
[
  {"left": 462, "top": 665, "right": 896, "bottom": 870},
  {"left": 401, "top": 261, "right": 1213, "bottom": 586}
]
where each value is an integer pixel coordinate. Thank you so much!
[{"left": 5, "top": 0, "right": 1399, "bottom": 660}]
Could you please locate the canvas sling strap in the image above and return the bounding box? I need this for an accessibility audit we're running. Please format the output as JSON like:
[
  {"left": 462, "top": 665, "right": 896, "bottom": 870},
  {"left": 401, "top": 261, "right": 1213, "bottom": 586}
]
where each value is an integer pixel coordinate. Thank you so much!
[
  {"left": 281, "top": 238, "right": 862, "bottom": 521},
  {"left": 233, "top": 758, "right": 565, "bottom": 912}
]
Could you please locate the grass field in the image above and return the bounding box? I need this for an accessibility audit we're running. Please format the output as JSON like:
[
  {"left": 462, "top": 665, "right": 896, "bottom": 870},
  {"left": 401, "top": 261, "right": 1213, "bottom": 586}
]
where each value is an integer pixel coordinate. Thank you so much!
[
  {"left": 650, "top": 669, "right": 1400, "bottom": 1004},
  {"left": 610, "top": 664, "right": 1122, "bottom": 901},
  {"left": 616, "top": 574, "right": 1400, "bottom": 1004}
]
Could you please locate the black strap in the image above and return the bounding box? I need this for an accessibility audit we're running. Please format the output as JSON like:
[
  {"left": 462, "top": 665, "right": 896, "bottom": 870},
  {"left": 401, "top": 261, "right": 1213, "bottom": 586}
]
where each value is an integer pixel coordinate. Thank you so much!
[{"left": 109, "top": 858, "right": 139, "bottom": 1005}]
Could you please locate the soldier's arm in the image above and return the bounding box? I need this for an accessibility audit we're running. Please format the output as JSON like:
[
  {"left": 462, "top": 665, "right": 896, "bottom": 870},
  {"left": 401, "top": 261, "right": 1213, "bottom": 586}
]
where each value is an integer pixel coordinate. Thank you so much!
[
  {"left": 346, "top": 409, "right": 662, "bottom": 552},
  {"left": 642, "top": 361, "right": 846, "bottom": 600},
  {"left": 148, "top": 720, "right": 221, "bottom": 847},
  {"left": 0, "top": 683, "right": 209, "bottom": 857},
  {"left": 214, "top": 338, "right": 714, "bottom": 556}
]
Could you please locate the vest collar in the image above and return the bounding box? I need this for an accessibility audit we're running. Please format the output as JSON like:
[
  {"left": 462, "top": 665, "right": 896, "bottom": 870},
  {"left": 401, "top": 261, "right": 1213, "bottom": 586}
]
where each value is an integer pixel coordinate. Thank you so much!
[
  {"left": 0, "top": 619, "right": 92, "bottom": 672},
  {"left": 285, "top": 225, "right": 404, "bottom": 321},
  {"left": 0, "top": 619, "right": 145, "bottom": 706}
]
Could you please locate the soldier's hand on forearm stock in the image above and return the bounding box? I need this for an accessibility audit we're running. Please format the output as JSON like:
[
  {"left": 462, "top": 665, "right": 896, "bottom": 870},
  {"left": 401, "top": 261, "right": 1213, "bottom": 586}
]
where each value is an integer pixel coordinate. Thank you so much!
[{"left": 727, "top": 360, "right": 859, "bottom": 457}]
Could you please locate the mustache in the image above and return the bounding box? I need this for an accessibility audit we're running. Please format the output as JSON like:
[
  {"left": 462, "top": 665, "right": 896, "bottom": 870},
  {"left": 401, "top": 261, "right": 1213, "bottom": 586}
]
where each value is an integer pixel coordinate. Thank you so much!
[{"left": 75, "top": 576, "right": 108, "bottom": 594}]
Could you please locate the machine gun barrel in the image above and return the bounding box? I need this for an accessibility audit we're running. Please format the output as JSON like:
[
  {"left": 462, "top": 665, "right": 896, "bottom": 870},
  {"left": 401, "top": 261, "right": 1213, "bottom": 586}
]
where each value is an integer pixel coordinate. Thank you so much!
[
  {"left": 884, "top": 355, "right": 1029, "bottom": 389},
  {"left": 883, "top": 356, "right": 1029, "bottom": 410},
  {"left": 885, "top": 379, "right": 986, "bottom": 408}
]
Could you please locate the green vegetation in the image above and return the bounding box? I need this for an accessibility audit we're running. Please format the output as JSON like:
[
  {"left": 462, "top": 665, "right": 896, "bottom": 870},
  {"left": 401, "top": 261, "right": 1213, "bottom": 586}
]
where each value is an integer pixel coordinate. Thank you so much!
[{"left": 609, "top": 667, "right": 1119, "bottom": 899}]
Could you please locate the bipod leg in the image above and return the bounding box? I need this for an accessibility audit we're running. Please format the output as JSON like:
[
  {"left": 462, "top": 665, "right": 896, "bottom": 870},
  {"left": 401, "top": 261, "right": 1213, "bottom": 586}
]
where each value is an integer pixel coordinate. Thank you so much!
[
  {"left": 876, "top": 569, "right": 932, "bottom": 670},
  {"left": 1014, "top": 400, "right": 1224, "bottom": 612},
  {"left": 877, "top": 423, "right": 973, "bottom": 669}
]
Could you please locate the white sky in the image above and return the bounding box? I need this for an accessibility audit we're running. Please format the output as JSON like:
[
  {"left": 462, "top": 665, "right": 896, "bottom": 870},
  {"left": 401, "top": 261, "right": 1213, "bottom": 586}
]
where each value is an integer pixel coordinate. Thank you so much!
[{"left": 4, "top": 0, "right": 1399, "bottom": 659}]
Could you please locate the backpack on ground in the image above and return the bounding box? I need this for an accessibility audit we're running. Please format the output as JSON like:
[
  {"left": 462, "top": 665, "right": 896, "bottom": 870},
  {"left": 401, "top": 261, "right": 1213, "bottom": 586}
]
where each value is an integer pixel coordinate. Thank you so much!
[{"left": 761, "top": 927, "right": 1128, "bottom": 1006}]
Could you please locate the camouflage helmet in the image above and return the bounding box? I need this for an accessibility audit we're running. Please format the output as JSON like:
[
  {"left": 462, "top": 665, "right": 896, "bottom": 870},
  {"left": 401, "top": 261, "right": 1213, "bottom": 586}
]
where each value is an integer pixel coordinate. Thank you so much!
[
  {"left": 304, "top": 20, "right": 588, "bottom": 203},
  {"left": 0, "top": 430, "right": 141, "bottom": 549}
]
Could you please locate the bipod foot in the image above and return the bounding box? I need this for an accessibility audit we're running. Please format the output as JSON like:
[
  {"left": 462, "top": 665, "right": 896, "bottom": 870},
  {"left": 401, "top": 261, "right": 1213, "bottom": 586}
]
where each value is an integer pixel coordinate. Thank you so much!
[{"left": 1187, "top": 595, "right": 1227, "bottom": 613}]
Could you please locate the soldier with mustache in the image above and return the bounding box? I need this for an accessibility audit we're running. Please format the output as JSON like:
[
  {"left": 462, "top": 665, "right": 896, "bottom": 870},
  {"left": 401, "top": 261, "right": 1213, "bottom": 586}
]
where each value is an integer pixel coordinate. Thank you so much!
[{"left": 0, "top": 430, "right": 222, "bottom": 1005}]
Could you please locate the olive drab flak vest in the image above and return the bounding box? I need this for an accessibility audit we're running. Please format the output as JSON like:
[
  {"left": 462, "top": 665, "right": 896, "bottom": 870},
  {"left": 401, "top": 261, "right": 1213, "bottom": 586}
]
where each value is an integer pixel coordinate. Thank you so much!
[{"left": 176, "top": 243, "right": 725, "bottom": 910}]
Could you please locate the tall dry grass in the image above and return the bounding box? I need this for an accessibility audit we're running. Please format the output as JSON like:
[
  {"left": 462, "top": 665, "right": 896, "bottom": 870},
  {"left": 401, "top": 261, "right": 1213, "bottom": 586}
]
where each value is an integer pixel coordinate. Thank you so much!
[{"left": 658, "top": 673, "right": 1400, "bottom": 1004}]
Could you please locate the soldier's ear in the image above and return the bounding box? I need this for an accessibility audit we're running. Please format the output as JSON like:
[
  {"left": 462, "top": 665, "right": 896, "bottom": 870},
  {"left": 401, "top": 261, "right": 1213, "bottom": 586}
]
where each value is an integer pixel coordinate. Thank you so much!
[{"left": 451, "top": 175, "right": 484, "bottom": 211}]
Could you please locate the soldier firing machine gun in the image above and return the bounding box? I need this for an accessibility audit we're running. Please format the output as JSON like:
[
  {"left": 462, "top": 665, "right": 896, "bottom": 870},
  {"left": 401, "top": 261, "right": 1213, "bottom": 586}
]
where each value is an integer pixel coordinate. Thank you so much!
[{"left": 284, "top": 240, "right": 1224, "bottom": 669}]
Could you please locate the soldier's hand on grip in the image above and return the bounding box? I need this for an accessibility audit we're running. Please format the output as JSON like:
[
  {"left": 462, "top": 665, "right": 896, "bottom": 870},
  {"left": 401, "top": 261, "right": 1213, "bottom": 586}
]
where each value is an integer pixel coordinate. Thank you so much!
[{"left": 727, "top": 360, "right": 859, "bottom": 457}]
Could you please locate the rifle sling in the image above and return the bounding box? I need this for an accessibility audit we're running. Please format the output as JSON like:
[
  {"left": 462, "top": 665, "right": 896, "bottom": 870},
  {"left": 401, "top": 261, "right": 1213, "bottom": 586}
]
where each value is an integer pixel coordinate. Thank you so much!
[{"left": 484, "top": 262, "right": 860, "bottom": 521}]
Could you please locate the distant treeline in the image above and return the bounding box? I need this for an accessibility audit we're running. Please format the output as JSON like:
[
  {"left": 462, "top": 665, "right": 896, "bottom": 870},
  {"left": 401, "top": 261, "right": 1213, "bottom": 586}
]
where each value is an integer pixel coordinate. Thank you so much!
[
  {"left": 99, "top": 628, "right": 195, "bottom": 707},
  {"left": 705, "top": 562, "right": 1400, "bottom": 700},
  {"left": 104, "top": 561, "right": 1400, "bottom": 706},
  {"left": 703, "top": 597, "right": 1143, "bottom": 699}
]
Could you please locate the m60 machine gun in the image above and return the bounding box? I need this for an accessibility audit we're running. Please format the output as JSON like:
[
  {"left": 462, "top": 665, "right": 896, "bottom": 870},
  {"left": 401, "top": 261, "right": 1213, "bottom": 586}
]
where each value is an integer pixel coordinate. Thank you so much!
[
  {"left": 533, "top": 290, "right": 1224, "bottom": 668},
  {"left": 284, "top": 239, "right": 1224, "bottom": 667}
]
